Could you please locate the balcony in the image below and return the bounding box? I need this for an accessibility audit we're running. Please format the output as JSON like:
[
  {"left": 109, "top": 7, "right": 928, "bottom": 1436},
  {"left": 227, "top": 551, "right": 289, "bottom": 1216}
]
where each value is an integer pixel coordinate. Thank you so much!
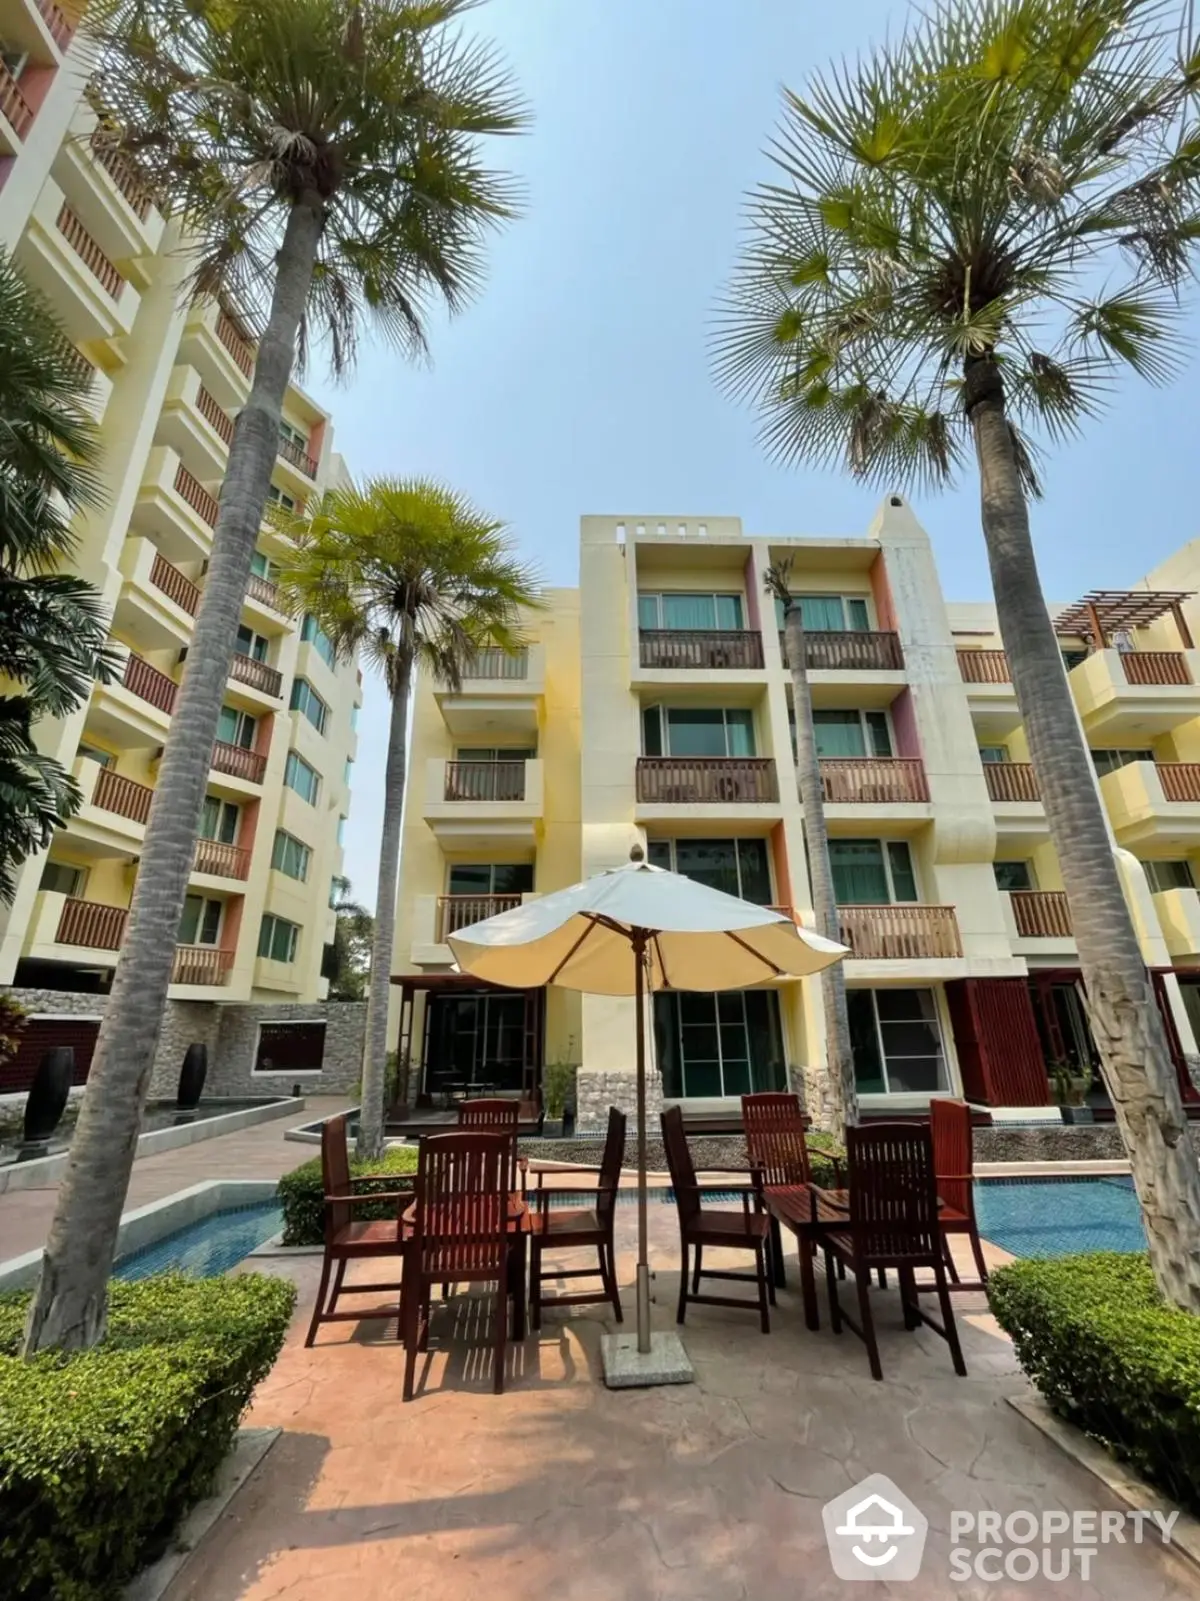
[
  {"left": 636, "top": 756, "right": 779, "bottom": 806},
  {"left": 1152, "top": 887, "right": 1200, "bottom": 960},
  {"left": 423, "top": 757, "right": 544, "bottom": 850},
  {"left": 243, "top": 572, "right": 288, "bottom": 632},
  {"left": 210, "top": 739, "right": 266, "bottom": 786},
  {"left": 67, "top": 757, "right": 151, "bottom": 853},
  {"left": 957, "top": 649, "right": 1010, "bottom": 683},
  {"left": 123, "top": 651, "right": 179, "bottom": 715},
  {"left": 150, "top": 552, "right": 200, "bottom": 617},
  {"left": 193, "top": 838, "right": 251, "bottom": 881},
  {"left": 638, "top": 630, "right": 764, "bottom": 671},
  {"left": 15, "top": 182, "right": 141, "bottom": 343},
  {"left": 435, "top": 642, "right": 545, "bottom": 738},
  {"left": 59, "top": 896, "right": 127, "bottom": 951},
  {"left": 112, "top": 538, "right": 197, "bottom": 653},
  {"left": 1070, "top": 648, "right": 1200, "bottom": 740},
  {"left": 171, "top": 946, "right": 235, "bottom": 986},
  {"left": 277, "top": 431, "right": 319, "bottom": 483},
  {"left": 779, "top": 630, "right": 904, "bottom": 672},
  {"left": 0, "top": 62, "right": 33, "bottom": 150},
  {"left": 1099, "top": 760, "right": 1200, "bottom": 849},
  {"left": 132, "top": 446, "right": 220, "bottom": 564},
  {"left": 84, "top": 651, "right": 177, "bottom": 751},
  {"left": 437, "top": 893, "right": 523, "bottom": 941},
  {"left": 1007, "top": 889, "right": 1073, "bottom": 942},
  {"left": 55, "top": 103, "right": 165, "bottom": 268},
  {"left": 157, "top": 367, "right": 233, "bottom": 482},
  {"left": 228, "top": 651, "right": 283, "bottom": 701},
  {"left": 837, "top": 904, "right": 962, "bottom": 960},
  {"left": 983, "top": 762, "right": 1039, "bottom": 801},
  {"left": 178, "top": 299, "right": 255, "bottom": 407},
  {"left": 818, "top": 758, "right": 929, "bottom": 805},
  {"left": 91, "top": 766, "right": 153, "bottom": 826}
]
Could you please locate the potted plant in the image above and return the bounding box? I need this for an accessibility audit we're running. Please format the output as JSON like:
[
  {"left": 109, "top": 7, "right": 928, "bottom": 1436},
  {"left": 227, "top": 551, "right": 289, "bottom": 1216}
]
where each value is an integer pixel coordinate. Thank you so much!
[
  {"left": 1048, "top": 1061, "right": 1093, "bottom": 1123},
  {"left": 542, "top": 1055, "right": 576, "bottom": 1139}
]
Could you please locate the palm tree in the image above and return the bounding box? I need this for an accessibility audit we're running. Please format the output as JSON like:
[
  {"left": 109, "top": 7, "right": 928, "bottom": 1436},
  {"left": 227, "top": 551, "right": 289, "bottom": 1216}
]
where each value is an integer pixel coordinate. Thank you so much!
[
  {"left": 323, "top": 882, "right": 373, "bottom": 1002},
  {"left": 23, "top": 0, "right": 527, "bottom": 1354},
  {"left": 277, "top": 478, "right": 541, "bottom": 1158},
  {"left": 764, "top": 558, "right": 856, "bottom": 1143},
  {"left": 713, "top": 0, "right": 1200, "bottom": 1307},
  {"left": 0, "top": 250, "right": 116, "bottom": 903}
]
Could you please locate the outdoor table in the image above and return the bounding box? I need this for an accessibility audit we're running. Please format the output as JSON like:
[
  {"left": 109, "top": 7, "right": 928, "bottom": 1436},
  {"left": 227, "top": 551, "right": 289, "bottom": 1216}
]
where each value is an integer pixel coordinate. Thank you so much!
[
  {"left": 763, "top": 1183, "right": 848, "bottom": 1331},
  {"left": 402, "top": 1192, "right": 531, "bottom": 1341}
]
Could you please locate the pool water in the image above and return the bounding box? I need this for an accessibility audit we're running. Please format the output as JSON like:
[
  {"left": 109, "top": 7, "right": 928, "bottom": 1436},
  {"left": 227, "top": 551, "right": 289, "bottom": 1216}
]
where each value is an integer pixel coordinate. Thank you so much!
[
  {"left": 973, "top": 1175, "right": 1144, "bottom": 1258},
  {"left": 114, "top": 1201, "right": 283, "bottom": 1281}
]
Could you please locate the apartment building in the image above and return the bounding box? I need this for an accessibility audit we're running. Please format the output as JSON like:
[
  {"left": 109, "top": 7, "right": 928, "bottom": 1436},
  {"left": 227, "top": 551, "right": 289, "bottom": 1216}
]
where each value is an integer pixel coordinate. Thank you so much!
[
  {"left": 0, "top": 7, "right": 361, "bottom": 1006},
  {"left": 391, "top": 500, "right": 1200, "bottom": 1126}
]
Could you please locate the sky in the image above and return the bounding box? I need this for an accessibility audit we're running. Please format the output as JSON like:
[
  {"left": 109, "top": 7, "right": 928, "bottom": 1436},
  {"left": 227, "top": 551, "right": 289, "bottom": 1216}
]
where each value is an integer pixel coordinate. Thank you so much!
[{"left": 317, "top": 0, "right": 1200, "bottom": 909}]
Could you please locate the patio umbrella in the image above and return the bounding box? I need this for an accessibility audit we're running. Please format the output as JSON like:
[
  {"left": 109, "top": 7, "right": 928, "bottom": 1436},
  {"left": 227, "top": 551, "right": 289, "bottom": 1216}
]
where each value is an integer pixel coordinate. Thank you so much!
[{"left": 447, "top": 845, "right": 848, "bottom": 1380}]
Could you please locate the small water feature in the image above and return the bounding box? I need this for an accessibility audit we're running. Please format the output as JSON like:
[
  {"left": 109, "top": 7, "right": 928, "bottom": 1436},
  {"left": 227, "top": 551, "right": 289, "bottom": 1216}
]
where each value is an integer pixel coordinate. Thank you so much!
[
  {"left": 0, "top": 1098, "right": 289, "bottom": 1168},
  {"left": 113, "top": 1200, "right": 283, "bottom": 1280}
]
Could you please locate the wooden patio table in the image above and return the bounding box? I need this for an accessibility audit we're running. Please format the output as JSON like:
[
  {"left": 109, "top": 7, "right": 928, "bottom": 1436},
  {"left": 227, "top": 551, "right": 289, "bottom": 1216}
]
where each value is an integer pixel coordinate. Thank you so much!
[{"left": 763, "top": 1184, "right": 848, "bottom": 1331}]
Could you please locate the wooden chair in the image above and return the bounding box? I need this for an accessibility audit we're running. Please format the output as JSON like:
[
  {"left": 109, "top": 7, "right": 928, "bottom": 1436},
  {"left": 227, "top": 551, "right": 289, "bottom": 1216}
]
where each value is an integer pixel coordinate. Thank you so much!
[
  {"left": 661, "top": 1105, "right": 772, "bottom": 1333},
  {"left": 929, "top": 1098, "right": 988, "bottom": 1290},
  {"left": 457, "top": 1097, "right": 523, "bottom": 1192},
  {"left": 304, "top": 1113, "right": 412, "bottom": 1347},
  {"left": 742, "top": 1091, "right": 811, "bottom": 1290},
  {"left": 821, "top": 1122, "right": 967, "bottom": 1381},
  {"left": 401, "top": 1130, "right": 516, "bottom": 1400},
  {"left": 528, "top": 1105, "right": 625, "bottom": 1328}
]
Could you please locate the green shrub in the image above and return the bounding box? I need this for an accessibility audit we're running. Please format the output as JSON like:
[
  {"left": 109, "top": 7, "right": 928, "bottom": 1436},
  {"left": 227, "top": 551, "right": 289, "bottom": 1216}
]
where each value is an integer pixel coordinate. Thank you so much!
[
  {"left": 278, "top": 1144, "right": 419, "bottom": 1245},
  {"left": 0, "top": 1272, "right": 295, "bottom": 1601},
  {"left": 988, "top": 1253, "right": 1200, "bottom": 1513},
  {"left": 807, "top": 1131, "right": 842, "bottom": 1189}
]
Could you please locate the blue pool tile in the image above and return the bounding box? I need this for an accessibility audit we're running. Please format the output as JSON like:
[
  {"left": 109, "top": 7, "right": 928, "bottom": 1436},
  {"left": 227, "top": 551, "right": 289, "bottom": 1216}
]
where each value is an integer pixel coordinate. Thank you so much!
[
  {"left": 974, "top": 1176, "right": 1144, "bottom": 1258},
  {"left": 114, "top": 1201, "right": 282, "bottom": 1281}
]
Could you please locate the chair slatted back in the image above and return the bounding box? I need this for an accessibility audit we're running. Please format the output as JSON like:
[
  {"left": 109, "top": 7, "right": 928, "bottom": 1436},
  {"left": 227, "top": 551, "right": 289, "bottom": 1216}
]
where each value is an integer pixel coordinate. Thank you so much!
[
  {"left": 661, "top": 1105, "right": 701, "bottom": 1230},
  {"left": 846, "top": 1122, "right": 939, "bottom": 1261},
  {"left": 742, "top": 1092, "right": 811, "bottom": 1187},
  {"left": 596, "top": 1106, "right": 627, "bottom": 1226},
  {"left": 321, "top": 1113, "right": 353, "bottom": 1240},
  {"left": 457, "top": 1097, "right": 520, "bottom": 1191},
  {"left": 413, "top": 1130, "right": 509, "bottom": 1280},
  {"left": 930, "top": 1098, "right": 974, "bottom": 1217}
]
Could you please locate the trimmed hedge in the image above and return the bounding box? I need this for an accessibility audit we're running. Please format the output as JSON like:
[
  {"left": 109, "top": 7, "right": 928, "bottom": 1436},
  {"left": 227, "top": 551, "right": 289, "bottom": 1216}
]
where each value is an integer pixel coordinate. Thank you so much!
[
  {"left": 988, "top": 1253, "right": 1200, "bottom": 1513},
  {"left": 278, "top": 1144, "right": 419, "bottom": 1245},
  {"left": 0, "top": 1272, "right": 295, "bottom": 1601}
]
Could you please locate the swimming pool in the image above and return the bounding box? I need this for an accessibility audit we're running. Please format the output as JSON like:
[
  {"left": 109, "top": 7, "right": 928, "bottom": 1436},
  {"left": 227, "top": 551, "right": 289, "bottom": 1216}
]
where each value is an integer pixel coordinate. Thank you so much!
[
  {"left": 114, "top": 1201, "right": 283, "bottom": 1281},
  {"left": 973, "top": 1175, "right": 1144, "bottom": 1258}
]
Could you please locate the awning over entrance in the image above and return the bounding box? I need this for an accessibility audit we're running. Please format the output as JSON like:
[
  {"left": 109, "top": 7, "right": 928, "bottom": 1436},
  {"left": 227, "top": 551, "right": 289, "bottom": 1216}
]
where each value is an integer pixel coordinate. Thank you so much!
[{"left": 391, "top": 971, "right": 545, "bottom": 1102}]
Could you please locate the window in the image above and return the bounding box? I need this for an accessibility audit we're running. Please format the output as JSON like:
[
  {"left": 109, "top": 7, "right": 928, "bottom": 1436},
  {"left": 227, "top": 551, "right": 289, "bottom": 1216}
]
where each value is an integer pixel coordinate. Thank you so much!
[
  {"left": 448, "top": 863, "right": 535, "bottom": 896},
  {"left": 796, "top": 709, "right": 892, "bottom": 761},
  {"left": 290, "top": 677, "right": 328, "bottom": 735},
  {"left": 655, "top": 989, "right": 786, "bottom": 1099},
  {"left": 272, "top": 830, "right": 312, "bottom": 882},
  {"left": 1092, "top": 748, "right": 1154, "bottom": 776},
  {"left": 994, "top": 860, "right": 1035, "bottom": 891},
  {"left": 200, "top": 798, "right": 239, "bottom": 844},
  {"left": 1061, "top": 646, "right": 1089, "bottom": 672},
  {"left": 638, "top": 592, "right": 744, "bottom": 631},
  {"left": 266, "top": 483, "right": 297, "bottom": 513},
  {"left": 1, "top": 50, "right": 29, "bottom": 79},
  {"left": 1144, "top": 859, "right": 1195, "bottom": 893},
  {"left": 216, "top": 706, "right": 257, "bottom": 749},
  {"left": 278, "top": 419, "right": 307, "bottom": 452},
  {"left": 76, "top": 743, "right": 112, "bottom": 768},
  {"left": 258, "top": 913, "right": 300, "bottom": 963},
  {"left": 829, "top": 839, "right": 918, "bottom": 904},
  {"left": 40, "top": 861, "right": 86, "bottom": 898},
  {"left": 179, "top": 895, "right": 222, "bottom": 946},
  {"left": 978, "top": 745, "right": 1009, "bottom": 765},
  {"left": 646, "top": 838, "right": 772, "bottom": 904},
  {"left": 236, "top": 624, "right": 269, "bottom": 663},
  {"left": 250, "top": 550, "right": 281, "bottom": 582},
  {"left": 848, "top": 989, "right": 949, "bottom": 1094},
  {"left": 774, "top": 594, "right": 871, "bottom": 632},
  {"left": 641, "top": 706, "right": 755, "bottom": 758},
  {"left": 343, "top": 758, "right": 354, "bottom": 789},
  {"left": 456, "top": 745, "right": 536, "bottom": 762},
  {"left": 301, "top": 613, "right": 337, "bottom": 669},
  {"left": 284, "top": 750, "right": 321, "bottom": 805},
  {"left": 255, "top": 1020, "right": 325, "bottom": 1073}
]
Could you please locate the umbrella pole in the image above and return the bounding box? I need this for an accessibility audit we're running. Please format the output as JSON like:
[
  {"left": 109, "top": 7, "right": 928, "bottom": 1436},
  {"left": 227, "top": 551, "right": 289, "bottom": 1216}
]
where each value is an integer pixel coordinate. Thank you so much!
[{"left": 634, "top": 929, "right": 651, "bottom": 1354}]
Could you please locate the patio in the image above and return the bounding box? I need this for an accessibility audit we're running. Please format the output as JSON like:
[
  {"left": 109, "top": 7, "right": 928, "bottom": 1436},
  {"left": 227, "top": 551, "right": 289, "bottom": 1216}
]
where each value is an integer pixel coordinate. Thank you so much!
[{"left": 166, "top": 1202, "right": 1196, "bottom": 1601}]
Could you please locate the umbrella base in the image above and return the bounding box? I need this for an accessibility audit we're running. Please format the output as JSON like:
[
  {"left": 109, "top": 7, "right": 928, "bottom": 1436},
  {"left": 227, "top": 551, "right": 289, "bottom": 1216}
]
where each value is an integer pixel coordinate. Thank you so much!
[{"left": 600, "top": 1331, "right": 695, "bottom": 1389}]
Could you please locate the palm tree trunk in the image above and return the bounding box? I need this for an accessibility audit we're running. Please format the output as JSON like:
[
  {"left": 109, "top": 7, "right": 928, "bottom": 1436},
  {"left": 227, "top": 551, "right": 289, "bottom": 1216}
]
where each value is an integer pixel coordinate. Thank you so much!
[
  {"left": 357, "top": 649, "right": 412, "bottom": 1159},
  {"left": 783, "top": 602, "right": 856, "bottom": 1143},
  {"left": 22, "top": 196, "right": 326, "bottom": 1355},
  {"left": 966, "top": 354, "right": 1200, "bottom": 1310}
]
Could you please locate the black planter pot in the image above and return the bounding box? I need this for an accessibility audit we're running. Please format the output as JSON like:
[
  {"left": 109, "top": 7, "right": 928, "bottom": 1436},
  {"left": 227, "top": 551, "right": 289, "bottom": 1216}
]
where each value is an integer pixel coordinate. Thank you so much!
[
  {"left": 176, "top": 1043, "right": 208, "bottom": 1111},
  {"left": 22, "top": 1046, "right": 74, "bottom": 1147}
]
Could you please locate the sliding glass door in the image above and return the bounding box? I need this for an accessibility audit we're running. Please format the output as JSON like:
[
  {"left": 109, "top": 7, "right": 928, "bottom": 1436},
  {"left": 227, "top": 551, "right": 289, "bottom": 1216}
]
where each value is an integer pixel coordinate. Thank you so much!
[{"left": 655, "top": 989, "right": 786, "bottom": 1099}]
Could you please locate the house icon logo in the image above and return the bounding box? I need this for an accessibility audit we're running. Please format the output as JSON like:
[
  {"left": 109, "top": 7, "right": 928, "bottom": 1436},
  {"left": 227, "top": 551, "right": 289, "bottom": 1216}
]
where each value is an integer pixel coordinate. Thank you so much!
[{"left": 822, "top": 1474, "right": 928, "bottom": 1581}]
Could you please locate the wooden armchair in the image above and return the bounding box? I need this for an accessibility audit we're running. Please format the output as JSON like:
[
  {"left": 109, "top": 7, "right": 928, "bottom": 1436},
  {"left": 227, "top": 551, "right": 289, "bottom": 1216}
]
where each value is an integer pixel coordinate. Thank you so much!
[
  {"left": 527, "top": 1105, "right": 625, "bottom": 1328},
  {"left": 457, "top": 1097, "right": 524, "bottom": 1192},
  {"left": 304, "top": 1113, "right": 413, "bottom": 1347}
]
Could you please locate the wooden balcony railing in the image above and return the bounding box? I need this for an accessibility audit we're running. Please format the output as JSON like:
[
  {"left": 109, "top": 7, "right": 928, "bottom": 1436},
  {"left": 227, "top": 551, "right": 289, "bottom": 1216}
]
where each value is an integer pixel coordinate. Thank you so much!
[
  {"left": 462, "top": 646, "right": 529, "bottom": 681},
  {"left": 436, "top": 893, "right": 523, "bottom": 941},
  {"left": 37, "top": 0, "right": 74, "bottom": 47},
  {"left": 983, "top": 762, "right": 1041, "bottom": 802},
  {"left": 210, "top": 739, "right": 266, "bottom": 783},
  {"left": 194, "top": 838, "right": 251, "bottom": 880},
  {"left": 0, "top": 62, "right": 33, "bottom": 138},
  {"left": 444, "top": 760, "right": 527, "bottom": 802},
  {"left": 229, "top": 651, "right": 283, "bottom": 698},
  {"left": 56, "top": 897, "right": 128, "bottom": 950},
  {"left": 818, "top": 757, "right": 929, "bottom": 804},
  {"left": 245, "top": 572, "right": 282, "bottom": 611},
  {"left": 150, "top": 551, "right": 201, "bottom": 616},
  {"left": 278, "top": 433, "right": 318, "bottom": 478},
  {"left": 1122, "top": 651, "right": 1191, "bottom": 686},
  {"left": 123, "top": 652, "right": 178, "bottom": 714},
  {"left": 639, "top": 629, "right": 765, "bottom": 670},
  {"left": 957, "top": 648, "right": 1011, "bottom": 683},
  {"left": 56, "top": 204, "right": 123, "bottom": 299},
  {"left": 1010, "top": 889, "right": 1073, "bottom": 938},
  {"left": 196, "top": 384, "right": 234, "bottom": 445},
  {"left": 1157, "top": 763, "right": 1200, "bottom": 802},
  {"left": 92, "top": 767, "right": 152, "bottom": 824},
  {"left": 837, "top": 904, "right": 962, "bottom": 959},
  {"left": 216, "top": 308, "right": 255, "bottom": 376},
  {"left": 173, "top": 462, "right": 219, "bottom": 528},
  {"left": 88, "top": 130, "right": 156, "bottom": 219},
  {"left": 635, "top": 756, "right": 779, "bottom": 804},
  {"left": 779, "top": 630, "right": 905, "bottom": 672},
  {"left": 172, "top": 945, "right": 235, "bottom": 985}
]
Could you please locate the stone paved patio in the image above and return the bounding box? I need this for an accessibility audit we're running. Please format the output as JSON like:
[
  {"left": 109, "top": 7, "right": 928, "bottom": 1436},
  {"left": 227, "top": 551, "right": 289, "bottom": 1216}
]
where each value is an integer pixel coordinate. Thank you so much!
[{"left": 166, "top": 1204, "right": 1197, "bottom": 1601}]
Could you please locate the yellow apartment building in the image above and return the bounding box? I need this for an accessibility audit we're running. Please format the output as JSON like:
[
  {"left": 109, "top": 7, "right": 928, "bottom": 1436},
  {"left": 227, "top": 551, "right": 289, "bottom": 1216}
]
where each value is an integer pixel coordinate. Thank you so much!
[
  {"left": 391, "top": 501, "right": 1200, "bottom": 1128},
  {"left": 0, "top": 8, "right": 361, "bottom": 1013}
]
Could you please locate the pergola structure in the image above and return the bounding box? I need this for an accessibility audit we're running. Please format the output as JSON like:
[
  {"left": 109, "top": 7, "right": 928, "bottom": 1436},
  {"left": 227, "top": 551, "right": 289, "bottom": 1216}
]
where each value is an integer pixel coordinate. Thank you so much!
[{"left": 1053, "top": 590, "right": 1194, "bottom": 649}]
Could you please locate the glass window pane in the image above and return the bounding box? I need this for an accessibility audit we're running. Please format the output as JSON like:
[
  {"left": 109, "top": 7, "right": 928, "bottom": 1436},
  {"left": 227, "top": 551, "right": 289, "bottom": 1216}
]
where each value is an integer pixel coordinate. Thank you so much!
[
  {"left": 491, "top": 863, "right": 534, "bottom": 895},
  {"left": 848, "top": 990, "right": 886, "bottom": 1092},
  {"left": 654, "top": 994, "right": 684, "bottom": 1098},
  {"left": 875, "top": 987, "right": 937, "bottom": 1022},
  {"left": 647, "top": 839, "right": 672, "bottom": 871},
  {"left": 846, "top": 598, "right": 870, "bottom": 631},
  {"left": 724, "top": 709, "right": 755, "bottom": 757},
  {"left": 662, "top": 593, "right": 716, "bottom": 630},
  {"left": 865, "top": 712, "right": 893, "bottom": 758},
  {"left": 813, "top": 710, "right": 866, "bottom": 759},
  {"left": 666, "top": 708, "right": 725, "bottom": 756},
  {"left": 715, "top": 594, "right": 744, "bottom": 630},
  {"left": 179, "top": 895, "right": 202, "bottom": 945},
  {"left": 1145, "top": 859, "right": 1194, "bottom": 892},
  {"left": 798, "top": 595, "right": 844, "bottom": 631},
  {"left": 642, "top": 706, "right": 663, "bottom": 756},
  {"left": 217, "top": 707, "right": 239, "bottom": 744},
  {"left": 200, "top": 899, "right": 222, "bottom": 944},
  {"left": 978, "top": 745, "right": 1009, "bottom": 764},
  {"left": 994, "top": 861, "right": 1034, "bottom": 891},
  {"left": 448, "top": 864, "right": 492, "bottom": 895},
  {"left": 745, "top": 990, "right": 786, "bottom": 1091},
  {"left": 218, "top": 803, "right": 238, "bottom": 844},
  {"left": 674, "top": 839, "right": 739, "bottom": 896},
  {"left": 879, "top": 1019, "right": 943, "bottom": 1057},
  {"left": 736, "top": 838, "right": 772, "bottom": 904},
  {"left": 885, "top": 1056, "right": 947, "bottom": 1092},
  {"left": 830, "top": 840, "right": 888, "bottom": 904},
  {"left": 199, "top": 798, "right": 219, "bottom": 840},
  {"left": 887, "top": 841, "right": 918, "bottom": 902},
  {"left": 637, "top": 594, "right": 660, "bottom": 630}
]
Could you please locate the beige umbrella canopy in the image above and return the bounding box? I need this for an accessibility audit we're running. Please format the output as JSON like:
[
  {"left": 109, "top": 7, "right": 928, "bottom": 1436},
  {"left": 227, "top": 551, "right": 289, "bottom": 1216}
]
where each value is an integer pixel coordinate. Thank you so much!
[{"left": 448, "top": 848, "right": 847, "bottom": 1367}]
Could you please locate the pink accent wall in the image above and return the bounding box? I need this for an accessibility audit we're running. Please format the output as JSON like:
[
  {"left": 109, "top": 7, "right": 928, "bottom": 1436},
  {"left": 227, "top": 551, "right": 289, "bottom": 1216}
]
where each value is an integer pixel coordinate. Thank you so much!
[
  {"left": 221, "top": 894, "right": 244, "bottom": 957},
  {"left": 889, "top": 688, "right": 921, "bottom": 759},
  {"left": 239, "top": 796, "right": 261, "bottom": 855},
  {"left": 869, "top": 552, "right": 898, "bottom": 631},
  {"left": 307, "top": 418, "right": 326, "bottom": 465},
  {"left": 742, "top": 548, "right": 762, "bottom": 630},
  {"left": 21, "top": 65, "right": 56, "bottom": 119},
  {"left": 255, "top": 712, "right": 275, "bottom": 761},
  {"left": 770, "top": 821, "right": 793, "bottom": 910}
]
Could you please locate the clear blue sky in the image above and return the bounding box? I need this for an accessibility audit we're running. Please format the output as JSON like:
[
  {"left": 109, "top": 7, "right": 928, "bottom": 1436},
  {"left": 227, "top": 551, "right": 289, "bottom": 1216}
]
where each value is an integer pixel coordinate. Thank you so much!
[{"left": 318, "top": 0, "right": 1200, "bottom": 909}]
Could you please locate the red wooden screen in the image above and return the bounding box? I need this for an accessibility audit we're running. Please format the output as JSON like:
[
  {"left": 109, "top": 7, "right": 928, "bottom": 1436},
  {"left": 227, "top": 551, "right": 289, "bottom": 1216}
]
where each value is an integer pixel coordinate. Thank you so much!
[
  {"left": 945, "top": 978, "right": 1048, "bottom": 1106},
  {"left": 0, "top": 1017, "right": 99, "bottom": 1093}
]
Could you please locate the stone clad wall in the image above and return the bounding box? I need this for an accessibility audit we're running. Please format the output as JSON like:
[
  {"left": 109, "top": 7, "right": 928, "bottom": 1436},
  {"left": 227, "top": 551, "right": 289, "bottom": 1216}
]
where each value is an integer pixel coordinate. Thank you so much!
[{"left": 575, "top": 1066, "right": 663, "bottom": 1130}]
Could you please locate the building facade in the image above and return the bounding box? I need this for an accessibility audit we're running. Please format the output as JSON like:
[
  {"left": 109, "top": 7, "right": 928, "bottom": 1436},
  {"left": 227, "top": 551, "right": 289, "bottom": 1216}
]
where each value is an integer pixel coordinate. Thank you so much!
[
  {"left": 391, "top": 500, "right": 1200, "bottom": 1127},
  {"left": 0, "top": 11, "right": 361, "bottom": 1011}
]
